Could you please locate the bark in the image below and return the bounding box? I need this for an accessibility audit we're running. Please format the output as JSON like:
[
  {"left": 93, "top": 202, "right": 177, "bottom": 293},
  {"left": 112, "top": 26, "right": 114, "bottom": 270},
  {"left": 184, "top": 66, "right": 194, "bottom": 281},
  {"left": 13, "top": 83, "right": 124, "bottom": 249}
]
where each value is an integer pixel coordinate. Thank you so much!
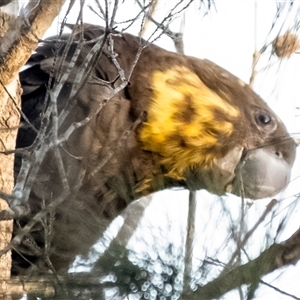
[
  {"left": 0, "top": 276, "right": 55, "bottom": 298},
  {"left": 0, "top": 75, "right": 21, "bottom": 294},
  {"left": 0, "top": 2, "right": 20, "bottom": 293},
  {"left": 0, "top": 0, "right": 66, "bottom": 86}
]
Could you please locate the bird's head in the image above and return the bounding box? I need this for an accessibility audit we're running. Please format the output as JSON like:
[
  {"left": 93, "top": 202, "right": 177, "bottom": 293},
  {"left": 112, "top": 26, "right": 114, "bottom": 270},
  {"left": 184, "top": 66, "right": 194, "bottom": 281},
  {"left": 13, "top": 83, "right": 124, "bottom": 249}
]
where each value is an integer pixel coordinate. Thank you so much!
[{"left": 137, "top": 61, "right": 296, "bottom": 199}]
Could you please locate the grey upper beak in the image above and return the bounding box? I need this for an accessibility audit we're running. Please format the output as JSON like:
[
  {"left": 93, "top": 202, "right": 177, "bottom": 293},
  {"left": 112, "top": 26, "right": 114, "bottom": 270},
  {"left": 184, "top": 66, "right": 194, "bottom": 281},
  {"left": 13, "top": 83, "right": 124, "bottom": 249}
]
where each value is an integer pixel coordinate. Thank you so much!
[{"left": 232, "top": 147, "right": 293, "bottom": 199}]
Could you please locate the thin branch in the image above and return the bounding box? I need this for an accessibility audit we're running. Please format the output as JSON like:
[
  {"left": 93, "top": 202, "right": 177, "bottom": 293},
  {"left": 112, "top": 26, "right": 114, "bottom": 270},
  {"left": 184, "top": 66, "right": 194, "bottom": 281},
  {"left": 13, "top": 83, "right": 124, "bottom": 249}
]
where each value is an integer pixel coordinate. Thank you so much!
[
  {"left": 260, "top": 280, "right": 300, "bottom": 300},
  {"left": 135, "top": 0, "right": 188, "bottom": 49},
  {"left": 110, "top": 0, "right": 119, "bottom": 28},
  {"left": 224, "top": 199, "right": 278, "bottom": 272},
  {"left": 182, "top": 227, "right": 300, "bottom": 300}
]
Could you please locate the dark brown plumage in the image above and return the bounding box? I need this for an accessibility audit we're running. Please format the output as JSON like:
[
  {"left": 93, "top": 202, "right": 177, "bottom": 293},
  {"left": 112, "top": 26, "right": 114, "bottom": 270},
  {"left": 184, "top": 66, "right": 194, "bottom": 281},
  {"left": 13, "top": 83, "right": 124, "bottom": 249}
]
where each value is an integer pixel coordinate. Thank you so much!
[{"left": 14, "top": 24, "right": 296, "bottom": 273}]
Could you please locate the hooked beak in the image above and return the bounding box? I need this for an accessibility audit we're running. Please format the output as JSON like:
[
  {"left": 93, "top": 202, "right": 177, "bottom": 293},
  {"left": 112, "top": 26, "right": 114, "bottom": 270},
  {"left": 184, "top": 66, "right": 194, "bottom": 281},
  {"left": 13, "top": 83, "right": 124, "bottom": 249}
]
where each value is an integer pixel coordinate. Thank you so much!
[{"left": 231, "top": 147, "right": 293, "bottom": 199}]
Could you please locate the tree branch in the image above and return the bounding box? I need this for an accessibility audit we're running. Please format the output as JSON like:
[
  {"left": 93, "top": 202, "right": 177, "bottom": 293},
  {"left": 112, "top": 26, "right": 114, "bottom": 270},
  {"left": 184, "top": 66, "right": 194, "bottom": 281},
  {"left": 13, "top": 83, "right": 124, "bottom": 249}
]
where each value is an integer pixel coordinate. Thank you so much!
[{"left": 0, "top": 0, "right": 66, "bottom": 85}]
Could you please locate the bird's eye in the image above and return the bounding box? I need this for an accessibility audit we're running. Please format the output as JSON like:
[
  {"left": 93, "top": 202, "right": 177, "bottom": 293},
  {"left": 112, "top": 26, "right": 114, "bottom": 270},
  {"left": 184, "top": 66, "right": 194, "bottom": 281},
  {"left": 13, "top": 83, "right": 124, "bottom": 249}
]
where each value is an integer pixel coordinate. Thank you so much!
[
  {"left": 254, "top": 111, "right": 277, "bottom": 132},
  {"left": 255, "top": 112, "right": 272, "bottom": 126}
]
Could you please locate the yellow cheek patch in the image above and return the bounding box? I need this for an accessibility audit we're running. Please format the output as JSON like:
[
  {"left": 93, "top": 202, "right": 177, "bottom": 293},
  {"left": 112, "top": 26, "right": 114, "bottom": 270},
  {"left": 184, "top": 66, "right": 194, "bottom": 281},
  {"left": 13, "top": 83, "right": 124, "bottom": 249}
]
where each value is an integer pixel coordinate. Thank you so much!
[{"left": 139, "top": 66, "right": 240, "bottom": 179}]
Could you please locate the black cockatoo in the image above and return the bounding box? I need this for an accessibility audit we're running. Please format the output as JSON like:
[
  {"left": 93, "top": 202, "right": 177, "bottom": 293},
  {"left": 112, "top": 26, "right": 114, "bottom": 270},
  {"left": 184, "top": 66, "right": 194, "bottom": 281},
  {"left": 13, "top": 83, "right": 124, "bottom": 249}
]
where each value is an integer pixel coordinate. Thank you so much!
[{"left": 13, "top": 24, "right": 296, "bottom": 273}]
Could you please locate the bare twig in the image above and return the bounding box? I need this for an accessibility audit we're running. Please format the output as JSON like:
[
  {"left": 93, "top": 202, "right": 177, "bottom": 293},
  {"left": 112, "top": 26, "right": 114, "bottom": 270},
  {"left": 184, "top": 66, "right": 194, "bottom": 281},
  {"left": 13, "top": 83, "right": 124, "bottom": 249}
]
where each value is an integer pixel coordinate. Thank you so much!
[
  {"left": 260, "top": 280, "right": 300, "bottom": 300},
  {"left": 182, "top": 227, "right": 300, "bottom": 300},
  {"left": 224, "top": 199, "right": 278, "bottom": 272}
]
